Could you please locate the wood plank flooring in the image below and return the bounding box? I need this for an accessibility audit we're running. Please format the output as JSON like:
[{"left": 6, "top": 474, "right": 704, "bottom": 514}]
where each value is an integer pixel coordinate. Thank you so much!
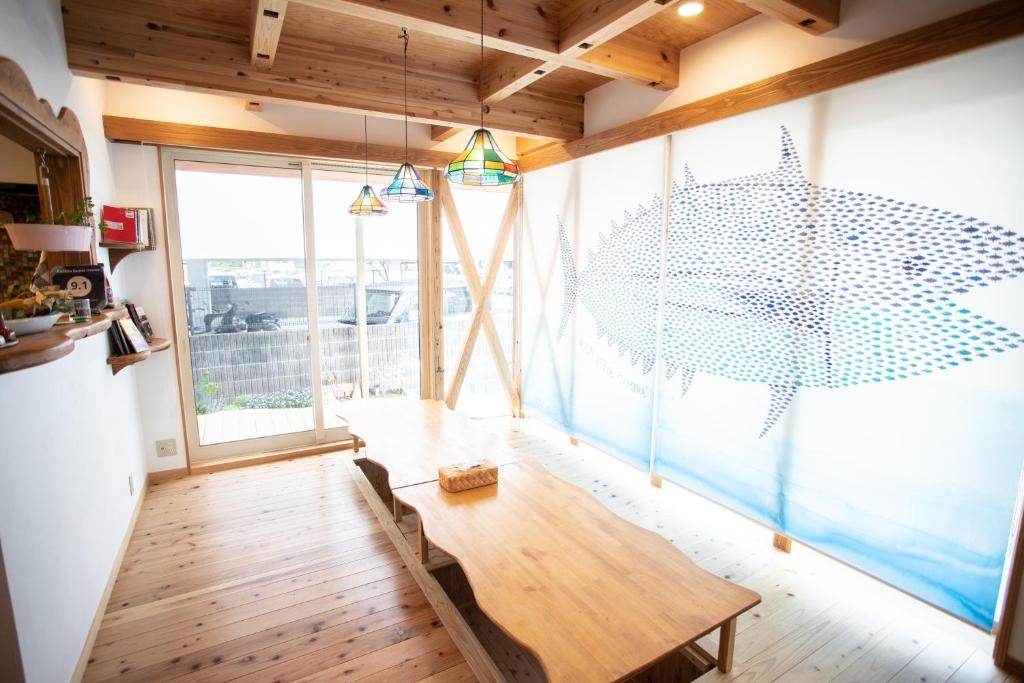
[
  {"left": 89, "top": 414, "right": 1020, "bottom": 682},
  {"left": 84, "top": 456, "right": 468, "bottom": 683}
]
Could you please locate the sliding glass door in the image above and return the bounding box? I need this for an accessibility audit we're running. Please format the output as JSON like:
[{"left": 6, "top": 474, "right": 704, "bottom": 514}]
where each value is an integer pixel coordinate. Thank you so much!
[{"left": 163, "top": 150, "right": 420, "bottom": 462}]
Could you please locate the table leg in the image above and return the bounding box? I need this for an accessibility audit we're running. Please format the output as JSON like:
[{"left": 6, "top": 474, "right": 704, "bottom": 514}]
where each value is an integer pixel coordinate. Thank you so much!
[
  {"left": 393, "top": 498, "right": 404, "bottom": 523},
  {"left": 417, "top": 517, "right": 429, "bottom": 564},
  {"left": 717, "top": 617, "right": 736, "bottom": 673}
]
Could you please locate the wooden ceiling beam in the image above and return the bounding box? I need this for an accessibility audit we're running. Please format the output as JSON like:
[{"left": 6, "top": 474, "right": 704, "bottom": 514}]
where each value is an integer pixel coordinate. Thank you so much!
[
  {"left": 480, "top": 54, "right": 557, "bottom": 104},
  {"left": 738, "top": 0, "right": 841, "bottom": 35},
  {"left": 104, "top": 116, "right": 456, "bottom": 167},
  {"left": 518, "top": 0, "right": 1024, "bottom": 171},
  {"left": 250, "top": 0, "right": 288, "bottom": 68},
  {"left": 558, "top": 0, "right": 669, "bottom": 55},
  {"left": 290, "top": 0, "right": 677, "bottom": 89},
  {"left": 62, "top": 0, "right": 582, "bottom": 140},
  {"left": 430, "top": 125, "right": 462, "bottom": 142}
]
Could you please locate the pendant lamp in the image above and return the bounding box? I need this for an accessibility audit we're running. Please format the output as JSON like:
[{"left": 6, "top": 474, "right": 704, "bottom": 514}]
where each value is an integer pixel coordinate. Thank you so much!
[
  {"left": 381, "top": 28, "right": 435, "bottom": 203},
  {"left": 349, "top": 116, "right": 388, "bottom": 216},
  {"left": 444, "top": 0, "right": 520, "bottom": 186}
]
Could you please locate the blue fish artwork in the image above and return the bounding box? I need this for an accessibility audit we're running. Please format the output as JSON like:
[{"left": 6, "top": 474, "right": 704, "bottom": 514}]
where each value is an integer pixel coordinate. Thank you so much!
[{"left": 558, "top": 127, "right": 1024, "bottom": 436}]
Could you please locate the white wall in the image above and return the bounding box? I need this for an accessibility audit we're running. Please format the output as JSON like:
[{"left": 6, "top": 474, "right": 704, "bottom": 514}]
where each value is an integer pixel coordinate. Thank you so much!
[
  {"left": 102, "top": 80, "right": 517, "bottom": 155},
  {"left": 109, "top": 142, "right": 188, "bottom": 472},
  {"left": 585, "top": 0, "right": 997, "bottom": 134},
  {"left": 0, "top": 134, "right": 36, "bottom": 184},
  {"left": 0, "top": 1, "right": 150, "bottom": 681}
]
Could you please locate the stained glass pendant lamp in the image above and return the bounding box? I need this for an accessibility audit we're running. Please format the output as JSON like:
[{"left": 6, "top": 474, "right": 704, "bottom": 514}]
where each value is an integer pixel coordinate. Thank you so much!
[
  {"left": 381, "top": 28, "right": 435, "bottom": 203},
  {"left": 444, "top": 0, "right": 520, "bottom": 186},
  {"left": 349, "top": 116, "right": 388, "bottom": 216}
]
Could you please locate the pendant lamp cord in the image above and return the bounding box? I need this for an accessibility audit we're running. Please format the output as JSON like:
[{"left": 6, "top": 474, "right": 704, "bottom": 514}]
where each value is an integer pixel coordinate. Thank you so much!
[
  {"left": 401, "top": 27, "right": 409, "bottom": 162},
  {"left": 363, "top": 115, "right": 369, "bottom": 185},
  {"left": 479, "top": 0, "right": 484, "bottom": 131}
]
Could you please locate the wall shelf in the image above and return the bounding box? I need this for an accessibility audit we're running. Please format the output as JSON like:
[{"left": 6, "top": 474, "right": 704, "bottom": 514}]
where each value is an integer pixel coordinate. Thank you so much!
[
  {"left": 107, "top": 337, "right": 171, "bottom": 375},
  {"left": 0, "top": 309, "right": 123, "bottom": 375},
  {"left": 100, "top": 242, "right": 153, "bottom": 272}
]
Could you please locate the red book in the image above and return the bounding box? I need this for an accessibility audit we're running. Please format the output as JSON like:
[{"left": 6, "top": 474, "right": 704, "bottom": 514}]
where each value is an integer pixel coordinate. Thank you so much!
[{"left": 101, "top": 205, "right": 140, "bottom": 244}]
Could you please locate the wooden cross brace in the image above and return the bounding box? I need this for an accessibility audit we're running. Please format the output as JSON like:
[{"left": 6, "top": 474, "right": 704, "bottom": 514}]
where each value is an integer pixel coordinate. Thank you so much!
[{"left": 438, "top": 178, "right": 522, "bottom": 412}]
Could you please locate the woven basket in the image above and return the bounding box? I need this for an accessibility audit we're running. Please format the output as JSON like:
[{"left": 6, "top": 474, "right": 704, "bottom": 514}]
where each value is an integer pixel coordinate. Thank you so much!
[{"left": 438, "top": 459, "right": 498, "bottom": 493}]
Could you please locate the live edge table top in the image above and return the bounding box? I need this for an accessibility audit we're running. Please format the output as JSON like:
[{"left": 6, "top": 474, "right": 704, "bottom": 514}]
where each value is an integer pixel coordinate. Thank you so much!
[
  {"left": 337, "top": 399, "right": 518, "bottom": 490},
  {"left": 394, "top": 458, "right": 762, "bottom": 683}
]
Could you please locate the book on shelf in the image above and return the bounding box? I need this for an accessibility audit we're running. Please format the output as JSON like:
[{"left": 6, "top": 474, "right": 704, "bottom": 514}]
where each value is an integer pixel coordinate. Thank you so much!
[
  {"left": 109, "top": 317, "right": 130, "bottom": 355},
  {"left": 118, "top": 317, "right": 150, "bottom": 354},
  {"left": 126, "top": 303, "right": 154, "bottom": 341},
  {"left": 101, "top": 205, "right": 155, "bottom": 246}
]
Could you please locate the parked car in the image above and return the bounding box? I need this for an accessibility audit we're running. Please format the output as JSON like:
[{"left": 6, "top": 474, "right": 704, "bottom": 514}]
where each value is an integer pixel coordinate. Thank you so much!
[
  {"left": 338, "top": 280, "right": 472, "bottom": 325},
  {"left": 208, "top": 275, "right": 238, "bottom": 288}
]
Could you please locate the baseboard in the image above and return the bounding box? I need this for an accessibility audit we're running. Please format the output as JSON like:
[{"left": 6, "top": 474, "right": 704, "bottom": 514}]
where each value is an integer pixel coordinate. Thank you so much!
[
  {"left": 148, "top": 466, "right": 189, "bottom": 484},
  {"left": 70, "top": 473, "right": 148, "bottom": 683},
  {"left": 188, "top": 439, "right": 356, "bottom": 475},
  {"left": 1004, "top": 654, "right": 1024, "bottom": 677}
]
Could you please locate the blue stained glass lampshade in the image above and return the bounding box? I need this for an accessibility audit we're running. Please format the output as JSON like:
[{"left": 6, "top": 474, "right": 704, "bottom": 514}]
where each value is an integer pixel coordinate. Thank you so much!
[
  {"left": 381, "top": 162, "right": 435, "bottom": 203},
  {"left": 445, "top": 129, "right": 520, "bottom": 186},
  {"left": 348, "top": 184, "right": 388, "bottom": 216}
]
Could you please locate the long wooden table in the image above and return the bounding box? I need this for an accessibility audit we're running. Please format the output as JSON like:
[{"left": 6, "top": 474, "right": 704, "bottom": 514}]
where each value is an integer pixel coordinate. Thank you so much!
[{"left": 340, "top": 399, "right": 761, "bottom": 682}]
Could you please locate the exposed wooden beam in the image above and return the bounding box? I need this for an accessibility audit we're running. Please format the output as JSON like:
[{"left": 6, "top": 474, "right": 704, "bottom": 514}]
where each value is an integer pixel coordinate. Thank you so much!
[
  {"left": 62, "top": 0, "right": 582, "bottom": 140},
  {"left": 290, "top": 0, "right": 677, "bottom": 89},
  {"left": 480, "top": 54, "right": 556, "bottom": 104},
  {"left": 739, "top": 0, "right": 841, "bottom": 35},
  {"left": 250, "top": 0, "right": 288, "bottom": 68},
  {"left": 430, "top": 125, "right": 462, "bottom": 142},
  {"left": 103, "top": 116, "right": 456, "bottom": 167},
  {"left": 518, "top": 0, "right": 1024, "bottom": 172},
  {"left": 558, "top": 0, "right": 668, "bottom": 55},
  {"left": 577, "top": 33, "right": 677, "bottom": 89}
]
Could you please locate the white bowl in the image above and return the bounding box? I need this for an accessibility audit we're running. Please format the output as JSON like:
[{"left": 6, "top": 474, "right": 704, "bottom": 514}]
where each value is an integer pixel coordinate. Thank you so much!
[
  {"left": 3, "top": 223, "right": 93, "bottom": 252},
  {"left": 4, "top": 312, "right": 63, "bottom": 336}
]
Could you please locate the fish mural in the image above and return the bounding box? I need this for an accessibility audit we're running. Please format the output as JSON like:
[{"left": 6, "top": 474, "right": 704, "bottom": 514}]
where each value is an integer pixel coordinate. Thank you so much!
[{"left": 558, "top": 127, "right": 1024, "bottom": 436}]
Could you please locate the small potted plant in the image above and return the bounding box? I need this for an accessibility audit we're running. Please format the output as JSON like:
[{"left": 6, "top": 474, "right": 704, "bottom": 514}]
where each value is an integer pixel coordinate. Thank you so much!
[
  {"left": 2, "top": 196, "right": 103, "bottom": 252},
  {"left": 0, "top": 285, "right": 74, "bottom": 336}
]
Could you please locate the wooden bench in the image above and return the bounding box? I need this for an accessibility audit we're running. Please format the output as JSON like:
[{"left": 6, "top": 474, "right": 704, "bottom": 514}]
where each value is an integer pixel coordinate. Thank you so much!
[{"left": 339, "top": 399, "right": 761, "bottom": 682}]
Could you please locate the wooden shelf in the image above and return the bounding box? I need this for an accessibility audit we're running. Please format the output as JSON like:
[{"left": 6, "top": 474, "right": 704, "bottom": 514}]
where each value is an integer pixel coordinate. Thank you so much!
[
  {"left": 107, "top": 337, "right": 171, "bottom": 375},
  {"left": 0, "top": 309, "right": 124, "bottom": 375},
  {"left": 99, "top": 242, "right": 154, "bottom": 272}
]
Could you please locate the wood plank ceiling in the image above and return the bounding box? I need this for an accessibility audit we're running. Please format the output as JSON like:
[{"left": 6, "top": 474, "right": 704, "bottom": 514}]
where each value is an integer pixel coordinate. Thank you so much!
[{"left": 61, "top": 0, "right": 825, "bottom": 141}]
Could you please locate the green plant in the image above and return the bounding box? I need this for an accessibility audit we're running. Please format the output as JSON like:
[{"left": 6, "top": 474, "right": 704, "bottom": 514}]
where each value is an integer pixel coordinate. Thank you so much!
[
  {"left": 0, "top": 285, "right": 73, "bottom": 319},
  {"left": 194, "top": 371, "right": 221, "bottom": 414},
  {"left": 22, "top": 196, "right": 107, "bottom": 234}
]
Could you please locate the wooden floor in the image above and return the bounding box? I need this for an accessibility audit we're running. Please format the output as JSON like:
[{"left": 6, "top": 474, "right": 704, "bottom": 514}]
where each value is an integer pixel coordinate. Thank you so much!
[
  {"left": 87, "top": 415, "right": 1020, "bottom": 682},
  {"left": 84, "top": 456, "right": 472, "bottom": 683}
]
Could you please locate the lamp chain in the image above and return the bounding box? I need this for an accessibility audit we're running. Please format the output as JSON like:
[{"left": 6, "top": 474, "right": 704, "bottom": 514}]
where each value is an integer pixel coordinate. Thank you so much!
[
  {"left": 401, "top": 27, "right": 409, "bottom": 161},
  {"left": 479, "top": 0, "right": 484, "bottom": 131}
]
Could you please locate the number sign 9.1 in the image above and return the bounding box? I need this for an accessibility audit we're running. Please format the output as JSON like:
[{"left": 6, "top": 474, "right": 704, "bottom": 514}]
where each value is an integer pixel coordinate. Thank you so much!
[{"left": 52, "top": 265, "right": 108, "bottom": 312}]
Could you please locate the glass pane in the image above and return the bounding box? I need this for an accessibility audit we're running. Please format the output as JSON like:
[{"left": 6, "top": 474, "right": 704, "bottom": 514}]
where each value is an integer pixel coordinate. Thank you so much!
[
  {"left": 312, "top": 169, "right": 420, "bottom": 409},
  {"left": 175, "top": 161, "right": 313, "bottom": 448},
  {"left": 311, "top": 170, "right": 359, "bottom": 427},
  {"left": 442, "top": 184, "right": 513, "bottom": 417},
  {"left": 363, "top": 189, "right": 420, "bottom": 399}
]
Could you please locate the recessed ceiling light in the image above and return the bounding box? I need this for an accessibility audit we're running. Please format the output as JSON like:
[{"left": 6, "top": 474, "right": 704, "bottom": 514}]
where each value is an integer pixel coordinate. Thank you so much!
[{"left": 677, "top": 1, "right": 704, "bottom": 17}]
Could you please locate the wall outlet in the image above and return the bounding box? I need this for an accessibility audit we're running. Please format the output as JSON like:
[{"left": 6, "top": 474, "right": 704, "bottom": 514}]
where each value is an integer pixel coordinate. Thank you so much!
[
  {"left": 156, "top": 439, "right": 178, "bottom": 457},
  {"left": 128, "top": 474, "right": 135, "bottom": 496}
]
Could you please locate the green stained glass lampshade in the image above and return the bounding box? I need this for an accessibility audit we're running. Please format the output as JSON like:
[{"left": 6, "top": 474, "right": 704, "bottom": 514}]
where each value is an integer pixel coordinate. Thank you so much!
[
  {"left": 381, "top": 163, "right": 435, "bottom": 203},
  {"left": 348, "top": 184, "right": 388, "bottom": 216},
  {"left": 445, "top": 129, "right": 520, "bottom": 186}
]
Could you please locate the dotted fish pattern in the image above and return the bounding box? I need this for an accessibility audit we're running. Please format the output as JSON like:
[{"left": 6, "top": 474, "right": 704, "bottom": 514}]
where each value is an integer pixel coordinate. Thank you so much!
[{"left": 559, "top": 127, "right": 1024, "bottom": 436}]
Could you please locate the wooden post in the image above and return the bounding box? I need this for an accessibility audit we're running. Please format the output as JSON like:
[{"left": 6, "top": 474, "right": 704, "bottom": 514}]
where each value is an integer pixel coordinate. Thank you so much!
[
  {"left": 650, "top": 473, "right": 663, "bottom": 488},
  {"left": 418, "top": 517, "right": 429, "bottom": 564},
  {"left": 773, "top": 532, "right": 793, "bottom": 553},
  {"left": 717, "top": 617, "right": 736, "bottom": 673},
  {"left": 393, "top": 498, "right": 404, "bottom": 523}
]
